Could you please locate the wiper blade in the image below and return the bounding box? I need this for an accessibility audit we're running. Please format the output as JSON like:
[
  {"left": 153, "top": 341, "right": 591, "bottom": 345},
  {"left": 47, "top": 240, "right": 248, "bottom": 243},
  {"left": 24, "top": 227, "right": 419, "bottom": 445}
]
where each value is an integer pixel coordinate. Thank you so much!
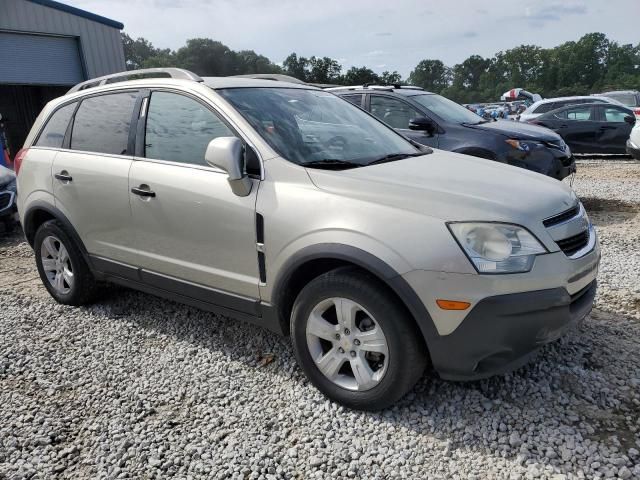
[
  {"left": 366, "top": 152, "right": 423, "bottom": 166},
  {"left": 301, "top": 159, "right": 363, "bottom": 170}
]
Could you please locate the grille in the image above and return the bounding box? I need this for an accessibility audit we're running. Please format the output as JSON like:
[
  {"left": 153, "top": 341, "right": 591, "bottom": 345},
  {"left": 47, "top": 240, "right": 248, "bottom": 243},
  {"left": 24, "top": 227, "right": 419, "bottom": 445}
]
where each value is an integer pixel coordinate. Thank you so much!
[
  {"left": 0, "top": 192, "right": 12, "bottom": 210},
  {"left": 556, "top": 230, "right": 589, "bottom": 256},
  {"left": 543, "top": 205, "right": 580, "bottom": 227}
]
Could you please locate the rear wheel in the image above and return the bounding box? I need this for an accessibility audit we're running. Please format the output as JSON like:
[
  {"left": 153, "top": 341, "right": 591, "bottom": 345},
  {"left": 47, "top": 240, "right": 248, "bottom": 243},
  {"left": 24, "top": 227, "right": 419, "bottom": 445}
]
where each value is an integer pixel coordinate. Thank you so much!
[
  {"left": 34, "top": 220, "right": 97, "bottom": 305},
  {"left": 291, "top": 267, "right": 427, "bottom": 410}
]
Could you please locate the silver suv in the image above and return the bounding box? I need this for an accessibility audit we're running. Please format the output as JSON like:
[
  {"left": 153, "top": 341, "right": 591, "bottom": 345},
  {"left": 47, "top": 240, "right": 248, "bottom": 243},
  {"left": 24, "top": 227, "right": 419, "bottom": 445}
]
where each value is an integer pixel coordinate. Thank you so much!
[{"left": 16, "top": 68, "right": 600, "bottom": 410}]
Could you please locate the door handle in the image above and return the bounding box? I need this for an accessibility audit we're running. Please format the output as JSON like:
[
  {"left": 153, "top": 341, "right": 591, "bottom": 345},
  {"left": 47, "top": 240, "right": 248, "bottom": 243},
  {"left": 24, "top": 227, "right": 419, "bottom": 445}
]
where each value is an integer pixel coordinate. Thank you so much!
[
  {"left": 131, "top": 185, "right": 156, "bottom": 198},
  {"left": 599, "top": 125, "right": 616, "bottom": 130},
  {"left": 558, "top": 124, "right": 568, "bottom": 129},
  {"left": 54, "top": 171, "right": 73, "bottom": 182}
]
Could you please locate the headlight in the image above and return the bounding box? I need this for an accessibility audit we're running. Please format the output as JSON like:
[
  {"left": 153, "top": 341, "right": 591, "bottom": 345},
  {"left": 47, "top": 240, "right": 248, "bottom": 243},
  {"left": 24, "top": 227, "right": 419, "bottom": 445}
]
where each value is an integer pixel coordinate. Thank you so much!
[
  {"left": 448, "top": 223, "right": 547, "bottom": 274},
  {"left": 505, "top": 139, "right": 541, "bottom": 152}
]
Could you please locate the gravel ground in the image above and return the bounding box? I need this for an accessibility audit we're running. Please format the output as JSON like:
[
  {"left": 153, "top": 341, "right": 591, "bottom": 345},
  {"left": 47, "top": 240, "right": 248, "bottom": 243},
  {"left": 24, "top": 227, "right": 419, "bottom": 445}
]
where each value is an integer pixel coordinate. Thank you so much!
[{"left": 1, "top": 160, "right": 639, "bottom": 480}]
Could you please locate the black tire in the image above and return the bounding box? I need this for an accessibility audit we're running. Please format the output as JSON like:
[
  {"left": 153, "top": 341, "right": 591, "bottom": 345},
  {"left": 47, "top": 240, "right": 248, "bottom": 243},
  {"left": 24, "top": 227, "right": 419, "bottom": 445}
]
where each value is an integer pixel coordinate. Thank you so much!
[
  {"left": 34, "top": 219, "right": 98, "bottom": 305},
  {"left": 290, "top": 267, "right": 427, "bottom": 411}
]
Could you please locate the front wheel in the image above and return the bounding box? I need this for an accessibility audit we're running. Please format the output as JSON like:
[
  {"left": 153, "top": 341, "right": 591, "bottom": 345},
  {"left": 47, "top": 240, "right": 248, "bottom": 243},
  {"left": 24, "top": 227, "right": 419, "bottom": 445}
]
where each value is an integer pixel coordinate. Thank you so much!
[{"left": 290, "top": 267, "right": 427, "bottom": 410}]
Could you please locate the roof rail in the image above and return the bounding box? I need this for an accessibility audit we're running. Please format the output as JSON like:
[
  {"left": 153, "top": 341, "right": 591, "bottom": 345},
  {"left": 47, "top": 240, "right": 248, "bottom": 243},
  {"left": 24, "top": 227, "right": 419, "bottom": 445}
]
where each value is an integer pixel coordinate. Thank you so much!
[
  {"left": 325, "top": 84, "right": 424, "bottom": 92},
  {"left": 68, "top": 68, "right": 203, "bottom": 93}
]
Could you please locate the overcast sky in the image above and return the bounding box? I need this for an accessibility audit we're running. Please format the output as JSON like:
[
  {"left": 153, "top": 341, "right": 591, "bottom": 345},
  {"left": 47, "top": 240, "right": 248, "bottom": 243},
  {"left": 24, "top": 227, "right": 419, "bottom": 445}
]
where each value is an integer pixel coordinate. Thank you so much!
[{"left": 67, "top": 0, "right": 639, "bottom": 77}]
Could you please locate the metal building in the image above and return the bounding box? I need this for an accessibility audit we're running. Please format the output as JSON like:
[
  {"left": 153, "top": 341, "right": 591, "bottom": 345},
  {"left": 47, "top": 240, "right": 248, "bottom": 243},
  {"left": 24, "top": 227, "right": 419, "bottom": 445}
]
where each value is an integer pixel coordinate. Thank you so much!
[{"left": 0, "top": 0, "right": 126, "bottom": 155}]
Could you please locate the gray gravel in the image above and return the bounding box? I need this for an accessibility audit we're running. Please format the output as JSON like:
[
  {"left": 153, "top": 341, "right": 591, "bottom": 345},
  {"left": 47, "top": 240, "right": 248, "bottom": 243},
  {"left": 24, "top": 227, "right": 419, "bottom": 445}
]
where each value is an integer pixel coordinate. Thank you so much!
[{"left": 1, "top": 160, "right": 639, "bottom": 479}]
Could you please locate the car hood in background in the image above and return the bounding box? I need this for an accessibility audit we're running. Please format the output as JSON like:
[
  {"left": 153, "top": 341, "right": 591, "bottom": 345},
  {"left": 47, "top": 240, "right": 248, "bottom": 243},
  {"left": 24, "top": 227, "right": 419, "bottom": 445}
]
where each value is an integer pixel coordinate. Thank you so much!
[
  {"left": 466, "top": 119, "right": 560, "bottom": 141},
  {"left": 307, "top": 149, "right": 576, "bottom": 225}
]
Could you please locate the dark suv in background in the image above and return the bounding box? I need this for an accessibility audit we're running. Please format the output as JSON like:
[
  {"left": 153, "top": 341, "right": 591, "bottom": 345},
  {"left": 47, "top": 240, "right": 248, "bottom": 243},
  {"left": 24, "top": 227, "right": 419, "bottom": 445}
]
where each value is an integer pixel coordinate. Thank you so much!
[{"left": 330, "top": 85, "right": 576, "bottom": 180}]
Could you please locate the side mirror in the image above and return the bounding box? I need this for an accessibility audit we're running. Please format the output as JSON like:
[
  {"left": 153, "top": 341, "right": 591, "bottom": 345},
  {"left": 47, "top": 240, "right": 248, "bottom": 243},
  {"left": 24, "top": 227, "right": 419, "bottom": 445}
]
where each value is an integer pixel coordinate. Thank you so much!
[
  {"left": 408, "top": 117, "right": 437, "bottom": 136},
  {"left": 624, "top": 115, "right": 636, "bottom": 125},
  {"left": 205, "top": 137, "right": 252, "bottom": 197}
]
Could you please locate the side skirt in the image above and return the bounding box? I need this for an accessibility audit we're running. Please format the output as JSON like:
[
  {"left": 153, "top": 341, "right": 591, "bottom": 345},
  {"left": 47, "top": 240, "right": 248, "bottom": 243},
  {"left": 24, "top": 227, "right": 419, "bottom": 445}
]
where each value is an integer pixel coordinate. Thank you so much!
[{"left": 89, "top": 255, "right": 284, "bottom": 335}]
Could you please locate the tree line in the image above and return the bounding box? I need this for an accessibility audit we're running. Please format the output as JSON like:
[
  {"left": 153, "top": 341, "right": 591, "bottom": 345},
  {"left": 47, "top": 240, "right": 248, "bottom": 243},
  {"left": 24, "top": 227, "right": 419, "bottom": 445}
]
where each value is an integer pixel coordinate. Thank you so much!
[{"left": 122, "top": 32, "right": 640, "bottom": 103}]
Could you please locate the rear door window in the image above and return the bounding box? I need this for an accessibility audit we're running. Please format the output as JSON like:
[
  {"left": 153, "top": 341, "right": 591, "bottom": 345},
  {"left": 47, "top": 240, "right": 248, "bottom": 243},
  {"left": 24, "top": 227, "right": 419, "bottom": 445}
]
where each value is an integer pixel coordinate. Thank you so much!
[
  {"left": 35, "top": 103, "right": 76, "bottom": 148},
  {"left": 70, "top": 92, "right": 138, "bottom": 155}
]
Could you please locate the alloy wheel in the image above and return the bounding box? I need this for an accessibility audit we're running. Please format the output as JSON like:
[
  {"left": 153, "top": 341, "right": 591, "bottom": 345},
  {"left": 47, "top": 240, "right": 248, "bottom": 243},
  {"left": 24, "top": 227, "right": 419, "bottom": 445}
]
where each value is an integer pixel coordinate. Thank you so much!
[
  {"left": 306, "top": 297, "right": 389, "bottom": 391},
  {"left": 40, "top": 235, "right": 74, "bottom": 295}
]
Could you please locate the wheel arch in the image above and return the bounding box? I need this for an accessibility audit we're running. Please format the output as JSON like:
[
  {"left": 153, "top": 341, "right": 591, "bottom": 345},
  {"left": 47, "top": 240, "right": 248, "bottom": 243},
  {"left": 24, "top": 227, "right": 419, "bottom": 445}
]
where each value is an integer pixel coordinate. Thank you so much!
[
  {"left": 269, "top": 243, "right": 439, "bottom": 353},
  {"left": 23, "top": 202, "right": 90, "bottom": 264}
]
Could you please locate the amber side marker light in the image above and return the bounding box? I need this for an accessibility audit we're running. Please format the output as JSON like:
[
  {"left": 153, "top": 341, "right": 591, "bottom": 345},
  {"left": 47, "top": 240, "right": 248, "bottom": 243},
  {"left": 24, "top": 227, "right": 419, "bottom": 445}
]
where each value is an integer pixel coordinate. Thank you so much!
[{"left": 436, "top": 299, "right": 471, "bottom": 310}]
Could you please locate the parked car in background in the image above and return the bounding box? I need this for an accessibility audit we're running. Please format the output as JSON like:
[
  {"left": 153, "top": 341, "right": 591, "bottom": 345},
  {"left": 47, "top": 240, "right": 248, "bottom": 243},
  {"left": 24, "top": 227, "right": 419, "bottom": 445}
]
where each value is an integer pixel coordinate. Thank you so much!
[
  {"left": 518, "top": 96, "right": 624, "bottom": 123},
  {"left": 627, "top": 123, "right": 640, "bottom": 159},
  {"left": 16, "top": 68, "right": 599, "bottom": 410},
  {"left": 331, "top": 85, "right": 575, "bottom": 180},
  {"left": 531, "top": 103, "right": 636, "bottom": 154},
  {"left": 593, "top": 90, "right": 640, "bottom": 117},
  {"left": 0, "top": 165, "right": 17, "bottom": 232}
]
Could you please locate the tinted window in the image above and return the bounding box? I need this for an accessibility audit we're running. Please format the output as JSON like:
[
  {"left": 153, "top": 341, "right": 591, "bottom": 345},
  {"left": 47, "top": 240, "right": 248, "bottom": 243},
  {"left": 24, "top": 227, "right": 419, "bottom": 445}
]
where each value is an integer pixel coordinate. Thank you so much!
[
  {"left": 370, "top": 96, "right": 422, "bottom": 129},
  {"left": 603, "top": 107, "right": 628, "bottom": 123},
  {"left": 555, "top": 106, "right": 593, "bottom": 121},
  {"left": 342, "top": 94, "right": 363, "bottom": 107},
  {"left": 35, "top": 103, "right": 76, "bottom": 148},
  {"left": 145, "top": 91, "right": 234, "bottom": 165},
  {"left": 219, "top": 87, "right": 417, "bottom": 166},
  {"left": 411, "top": 94, "right": 484, "bottom": 124},
  {"left": 71, "top": 92, "right": 137, "bottom": 155}
]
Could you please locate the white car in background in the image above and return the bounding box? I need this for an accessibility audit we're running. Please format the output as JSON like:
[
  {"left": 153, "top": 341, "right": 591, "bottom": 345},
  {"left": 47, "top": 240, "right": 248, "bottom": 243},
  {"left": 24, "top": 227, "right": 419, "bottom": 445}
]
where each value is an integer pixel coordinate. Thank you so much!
[
  {"left": 518, "top": 96, "right": 625, "bottom": 122},
  {"left": 627, "top": 123, "right": 640, "bottom": 160}
]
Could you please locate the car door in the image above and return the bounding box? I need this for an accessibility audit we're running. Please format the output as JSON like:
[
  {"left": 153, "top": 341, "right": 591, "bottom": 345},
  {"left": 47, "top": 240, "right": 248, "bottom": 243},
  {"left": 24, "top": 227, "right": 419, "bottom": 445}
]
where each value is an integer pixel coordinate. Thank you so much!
[
  {"left": 593, "top": 105, "right": 634, "bottom": 154},
  {"left": 52, "top": 90, "right": 139, "bottom": 265},
  {"left": 128, "top": 89, "right": 261, "bottom": 311},
  {"left": 541, "top": 105, "right": 597, "bottom": 153},
  {"left": 367, "top": 94, "right": 437, "bottom": 147}
]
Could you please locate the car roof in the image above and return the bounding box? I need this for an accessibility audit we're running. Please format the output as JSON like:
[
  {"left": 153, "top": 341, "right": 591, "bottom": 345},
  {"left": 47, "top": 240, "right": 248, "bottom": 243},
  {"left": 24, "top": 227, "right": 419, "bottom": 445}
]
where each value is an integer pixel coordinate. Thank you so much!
[
  {"left": 534, "top": 96, "right": 607, "bottom": 105},
  {"left": 541, "top": 102, "right": 633, "bottom": 116},
  {"left": 598, "top": 90, "right": 639, "bottom": 95}
]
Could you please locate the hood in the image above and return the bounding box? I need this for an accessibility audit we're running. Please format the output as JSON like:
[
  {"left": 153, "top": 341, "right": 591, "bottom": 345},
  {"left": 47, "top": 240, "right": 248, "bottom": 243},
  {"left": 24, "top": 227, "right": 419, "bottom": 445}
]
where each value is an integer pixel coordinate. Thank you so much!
[
  {"left": 467, "top": 119, "right": 561, "bottom": 141},
  {"left": 306, "top": 150, "right": 577, "bottom": 224}
]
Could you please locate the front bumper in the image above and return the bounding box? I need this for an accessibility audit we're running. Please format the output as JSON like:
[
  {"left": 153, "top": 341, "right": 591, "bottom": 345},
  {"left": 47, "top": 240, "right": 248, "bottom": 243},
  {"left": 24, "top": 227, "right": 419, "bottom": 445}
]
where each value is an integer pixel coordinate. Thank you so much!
[
  {"left": 505, "top": 147, "right": 575, "bottom": 181},
  {"left": 426, "top": 281, "right": 596, "bottom": 381},
  {"left": 627, "top": 139, "right": 640, "bottom": 160},
  {"left": 403, "top": 233, "right": 600, "bottom": 381}
]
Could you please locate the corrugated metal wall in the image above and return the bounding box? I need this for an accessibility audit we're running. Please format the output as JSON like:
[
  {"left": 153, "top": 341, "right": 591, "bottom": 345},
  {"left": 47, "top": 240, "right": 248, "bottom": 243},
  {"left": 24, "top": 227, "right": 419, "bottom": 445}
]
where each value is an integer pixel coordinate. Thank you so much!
[{"left": 0, "top": 0, "right": 126, "bottom": 80}]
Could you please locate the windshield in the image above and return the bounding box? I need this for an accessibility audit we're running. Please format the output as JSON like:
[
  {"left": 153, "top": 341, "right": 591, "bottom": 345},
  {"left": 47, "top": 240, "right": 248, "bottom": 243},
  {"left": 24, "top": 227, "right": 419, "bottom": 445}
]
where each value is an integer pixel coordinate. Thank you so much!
[
  {"left": 411, "top": 93, "right": 485, "bottom": 124},
  {"left": 218, "top": 87, "right": 419, "bottom": 167}
]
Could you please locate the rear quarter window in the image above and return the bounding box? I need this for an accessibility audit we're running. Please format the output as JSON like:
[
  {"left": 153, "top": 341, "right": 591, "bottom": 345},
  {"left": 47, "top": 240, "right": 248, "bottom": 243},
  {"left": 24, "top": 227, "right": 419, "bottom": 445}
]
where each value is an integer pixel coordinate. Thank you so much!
[
  {"left": 35, "top": 103, "right": 76, "bottom": 148},
  {"left": 70, "top": 92, "right": 138, "bottom": 155}
]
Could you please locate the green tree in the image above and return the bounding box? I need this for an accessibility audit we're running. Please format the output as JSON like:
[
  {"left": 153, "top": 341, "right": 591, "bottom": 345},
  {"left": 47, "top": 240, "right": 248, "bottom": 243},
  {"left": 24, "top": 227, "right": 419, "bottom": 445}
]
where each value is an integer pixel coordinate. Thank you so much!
[
  {"left": 342, "top": 66, "right": 380, "bottom": 85},
  {"left": 283, "top": 53, "right": 309, "bottom": 82},
  {"left": 121, "top": 33, "right": 161, "bottom": 70},
  {"left": 308, "top": 56, "right": 342, "bottom": 84},
  {"left": 379, "top": 71, "right": 402, "bottom": 85},
  {"left": 408, "top": 59, "right": 449, "bottom": 91}
]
